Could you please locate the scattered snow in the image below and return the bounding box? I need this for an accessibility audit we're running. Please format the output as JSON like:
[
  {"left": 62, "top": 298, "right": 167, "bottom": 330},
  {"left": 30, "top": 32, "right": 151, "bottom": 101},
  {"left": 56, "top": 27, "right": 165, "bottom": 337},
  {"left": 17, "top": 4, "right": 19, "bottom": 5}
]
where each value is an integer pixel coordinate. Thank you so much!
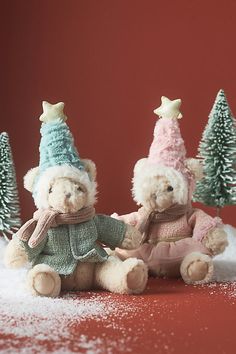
[
  {"left": 0, "top": 237, "right": 138, "bottom": 353},
  {"left": 213, "top": 224, "right": 236, "bottom": 282},
  {"left": 0, "top": 224, "right": 236, "bottom": 353}
]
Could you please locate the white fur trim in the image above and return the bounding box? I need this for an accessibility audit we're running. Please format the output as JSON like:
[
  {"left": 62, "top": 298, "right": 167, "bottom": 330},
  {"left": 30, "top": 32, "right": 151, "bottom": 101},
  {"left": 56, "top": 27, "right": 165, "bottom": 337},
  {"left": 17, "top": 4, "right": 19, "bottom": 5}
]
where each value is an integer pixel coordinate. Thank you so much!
[
  {"left": 33, "top": 165, "right": 97, "bottom": 209},
  {"left": 132, "top": 159, "right": 188, "bottom": 206},
  {"left": 133, "top": 158, "right": 147, "bottom": 175},
  {"left": 24, "top": 167, "right": 40, "bottom": 192},
  {"left": 81, "top": 159, "right": 97, "bottom": 181}
]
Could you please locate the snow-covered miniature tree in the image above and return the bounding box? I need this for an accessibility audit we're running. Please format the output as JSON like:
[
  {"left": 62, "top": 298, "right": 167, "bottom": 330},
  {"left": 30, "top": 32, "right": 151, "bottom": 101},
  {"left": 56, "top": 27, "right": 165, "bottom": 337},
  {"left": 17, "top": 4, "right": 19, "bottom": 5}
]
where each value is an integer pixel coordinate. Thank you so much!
[
  {"left": 0, "top": 132, "right": 21, "bottom": 240},
  {"left": 193, "top": 89, "right": 236, "bottom": 215}
]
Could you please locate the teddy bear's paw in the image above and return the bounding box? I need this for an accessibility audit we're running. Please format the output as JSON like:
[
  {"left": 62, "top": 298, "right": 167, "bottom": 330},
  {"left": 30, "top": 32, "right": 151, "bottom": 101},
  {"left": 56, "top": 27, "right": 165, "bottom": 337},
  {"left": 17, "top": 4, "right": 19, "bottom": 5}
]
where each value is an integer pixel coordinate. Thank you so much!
[
  {"left": 120, "top": 224, "right": 142, "bottom": 250},
  {"left": 111, "top": 212, "right": 120, "bottom": 219},
  {"left": 123, "top": 258, "right": 148, "bottom": 294},
  {"left": 115, "top": 247, "right": 141, "bottom": 261},
  {"left": 27, "top": 264, "right": 61, "bottom": 297},
  {"left": 4, "top": 238, "right": 29, "bottom": 269},
  {"left": 180, "top": 252, "right": 214, "bottom": 285},
  {"left": 203, "top": 227, "right": 228, "bottom": 256}
]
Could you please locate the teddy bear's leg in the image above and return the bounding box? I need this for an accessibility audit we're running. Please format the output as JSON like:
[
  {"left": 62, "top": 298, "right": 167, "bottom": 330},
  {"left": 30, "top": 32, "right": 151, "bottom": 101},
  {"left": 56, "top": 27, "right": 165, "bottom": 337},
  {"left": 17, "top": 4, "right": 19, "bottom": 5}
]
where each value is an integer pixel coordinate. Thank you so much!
[
  {"left": 116, "top": 238, "right": 210, "bottom": 278},
  {"left": 94, "top": 256, "right": 148, "bottom": 294},
  {"left": 27, "top": 264, "right": 61, "bottom": 297},
  {"left": 73, "top": 262, "right": 96, "bottom": 291},
  {"left": 180, "top": 252, "right": 214, "bottom": 285},
  {"left": 60, "top": 272, "right": 76, "bottom": 291},
  {"left": 60, "top": 263, "right": 96, "bottom": 291}
]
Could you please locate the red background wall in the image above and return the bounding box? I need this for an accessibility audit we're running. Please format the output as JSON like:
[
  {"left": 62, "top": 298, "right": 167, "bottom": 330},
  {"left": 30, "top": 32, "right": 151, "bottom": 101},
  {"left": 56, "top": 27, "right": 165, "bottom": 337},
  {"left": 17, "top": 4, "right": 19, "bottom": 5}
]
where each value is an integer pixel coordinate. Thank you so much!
[{"left": 1, "top": 0, "right": 236, "bottom": 225}]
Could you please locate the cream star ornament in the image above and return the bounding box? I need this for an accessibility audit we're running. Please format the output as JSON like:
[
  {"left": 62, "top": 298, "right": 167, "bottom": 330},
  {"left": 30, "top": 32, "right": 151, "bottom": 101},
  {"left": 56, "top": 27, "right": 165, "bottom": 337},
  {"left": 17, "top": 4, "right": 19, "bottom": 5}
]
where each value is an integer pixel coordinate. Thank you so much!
[
  {"left": 153, "top": 96, "right": 183, "bottom": 119},
  {"left": 39, "top": 101, "right": 68, "bottom": 123}
]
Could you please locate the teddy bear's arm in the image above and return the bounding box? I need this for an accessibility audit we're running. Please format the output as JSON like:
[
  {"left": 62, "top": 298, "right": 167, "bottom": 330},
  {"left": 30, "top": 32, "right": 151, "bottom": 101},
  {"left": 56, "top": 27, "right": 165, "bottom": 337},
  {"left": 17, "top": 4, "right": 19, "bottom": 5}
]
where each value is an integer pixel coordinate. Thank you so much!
[
  {"left": 17, "top": 235, "right": 48, "bottom": 263},
  {"left": 4, "top": 237, "right": 29, "bottom": 269},
  {"left": 188, "top": 209, "right": 222, "bottom": 242},
  {"left": 4, "top": 234, "right": 48, "bottom": 269},
  {"left": 188, "top": 209, "right": 228, "bottom": 256},
  {"left": 94, "top": 214, "right": 127, "bottom": 249},
  {"left": 94, "top": 214, "right": 142, "bottom": 250},
  {"left": 111, "top": 211, "right": 141, "bottom": 226}
]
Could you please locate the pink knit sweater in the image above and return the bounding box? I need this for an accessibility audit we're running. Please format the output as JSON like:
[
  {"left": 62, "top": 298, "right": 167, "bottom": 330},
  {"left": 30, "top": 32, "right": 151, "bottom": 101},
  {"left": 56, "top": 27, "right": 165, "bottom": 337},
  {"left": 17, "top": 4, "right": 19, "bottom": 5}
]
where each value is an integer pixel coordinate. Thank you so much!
[
  {"left": 113, "top": 207, "right": 221, "bottom": 245},
  {"left": 113, "top": 207, "right": 222, "bottom": 274}
]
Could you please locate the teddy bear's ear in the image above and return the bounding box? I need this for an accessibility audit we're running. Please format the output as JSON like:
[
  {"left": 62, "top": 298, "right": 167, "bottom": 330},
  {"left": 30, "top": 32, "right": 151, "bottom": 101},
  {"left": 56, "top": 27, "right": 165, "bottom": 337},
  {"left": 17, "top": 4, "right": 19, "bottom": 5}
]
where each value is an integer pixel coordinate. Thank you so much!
[
  {"left": 134, "top": 158, "right": 148, "bottom": 175},
  {"left": 24, "top": 167, "right": 40, "bottom": 192},
  {"left": 185, "top": 158, "right": 204, "bottom": 181},
  {"left": 81, "top": 159, "right": 97, "bottom": 181}
]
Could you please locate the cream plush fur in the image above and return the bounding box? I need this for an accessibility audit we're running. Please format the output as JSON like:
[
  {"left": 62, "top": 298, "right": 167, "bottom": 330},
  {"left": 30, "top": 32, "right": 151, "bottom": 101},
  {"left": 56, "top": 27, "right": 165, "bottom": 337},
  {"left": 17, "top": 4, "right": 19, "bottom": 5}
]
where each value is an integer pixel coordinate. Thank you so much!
[
  {"left": 4, "top": 160, "right": 148, "bottom": 297},
  {"left": 29, "top": 164, "right": 97, "bottom": 210},
  {"left": 132, "top": 158, "right": 188, "bottom": 211}
]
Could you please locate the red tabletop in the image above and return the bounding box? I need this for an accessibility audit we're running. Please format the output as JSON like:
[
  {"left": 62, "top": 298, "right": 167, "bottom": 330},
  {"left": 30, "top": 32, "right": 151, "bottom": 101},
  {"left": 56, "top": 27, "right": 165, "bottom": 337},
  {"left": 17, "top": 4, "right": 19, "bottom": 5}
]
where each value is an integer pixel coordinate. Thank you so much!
[{"left": 1, "top": 278, "right": 235, "bottom": 354}]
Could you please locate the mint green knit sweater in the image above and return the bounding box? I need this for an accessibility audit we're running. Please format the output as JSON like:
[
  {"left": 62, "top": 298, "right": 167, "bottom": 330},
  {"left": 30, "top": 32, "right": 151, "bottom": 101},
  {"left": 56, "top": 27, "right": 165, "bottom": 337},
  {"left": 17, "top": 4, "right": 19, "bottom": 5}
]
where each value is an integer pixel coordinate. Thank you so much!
[{"left": 19, "top": 214, "right": 126, "bottom": 275}]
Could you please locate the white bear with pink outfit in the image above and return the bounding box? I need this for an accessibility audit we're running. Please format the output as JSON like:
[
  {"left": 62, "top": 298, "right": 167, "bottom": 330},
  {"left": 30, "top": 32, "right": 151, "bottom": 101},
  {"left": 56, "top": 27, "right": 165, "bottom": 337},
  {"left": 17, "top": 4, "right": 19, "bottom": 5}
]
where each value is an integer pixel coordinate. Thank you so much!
[{"left": 113, "top": 96, "right": 228, "bottom": 284}]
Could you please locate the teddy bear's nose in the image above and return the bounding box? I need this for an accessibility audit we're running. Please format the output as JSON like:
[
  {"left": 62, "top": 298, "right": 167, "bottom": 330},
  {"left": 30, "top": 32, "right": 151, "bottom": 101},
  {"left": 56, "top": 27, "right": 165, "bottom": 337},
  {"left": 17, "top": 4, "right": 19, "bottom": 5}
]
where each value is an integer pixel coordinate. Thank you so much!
[{"left": 66, "top": 193, "right": 71, "bottom": 198}]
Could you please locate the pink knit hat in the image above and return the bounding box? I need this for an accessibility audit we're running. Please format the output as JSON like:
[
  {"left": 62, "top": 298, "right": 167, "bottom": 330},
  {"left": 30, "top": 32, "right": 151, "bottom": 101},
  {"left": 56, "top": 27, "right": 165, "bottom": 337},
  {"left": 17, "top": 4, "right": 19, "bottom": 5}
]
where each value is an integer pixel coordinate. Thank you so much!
[{"left": 147, "top": 96, "right": 194, "bottom": 190}]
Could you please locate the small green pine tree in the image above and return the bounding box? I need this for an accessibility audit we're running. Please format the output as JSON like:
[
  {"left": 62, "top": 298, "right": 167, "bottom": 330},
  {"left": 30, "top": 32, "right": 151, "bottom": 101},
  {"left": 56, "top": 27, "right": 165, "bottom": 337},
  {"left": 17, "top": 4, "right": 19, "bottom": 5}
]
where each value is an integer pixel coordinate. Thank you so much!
[
  {"left": 193, "top": 89, "right": 236, "bottom": 215},
  {"left": 0, "top": 132, "right": 21, "bottom": 240}
]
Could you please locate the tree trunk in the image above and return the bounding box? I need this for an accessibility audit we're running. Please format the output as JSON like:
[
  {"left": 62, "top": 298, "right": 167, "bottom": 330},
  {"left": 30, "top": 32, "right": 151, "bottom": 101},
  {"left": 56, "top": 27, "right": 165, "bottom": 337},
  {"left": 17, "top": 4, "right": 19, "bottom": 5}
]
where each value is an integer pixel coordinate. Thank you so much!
[{"left": 216, "top": 207, "right": 221, "bottom": 217}]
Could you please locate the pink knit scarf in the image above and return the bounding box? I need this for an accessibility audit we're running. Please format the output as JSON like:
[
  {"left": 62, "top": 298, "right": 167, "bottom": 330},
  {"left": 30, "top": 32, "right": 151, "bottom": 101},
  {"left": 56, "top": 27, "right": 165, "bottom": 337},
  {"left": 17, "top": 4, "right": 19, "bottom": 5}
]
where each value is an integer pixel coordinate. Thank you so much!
[
  {"left": 16, "top": 206, "right": 95, "bottom": 248},
  {"left": 139, "top": 204, "right": 190, "bottom": 243}
]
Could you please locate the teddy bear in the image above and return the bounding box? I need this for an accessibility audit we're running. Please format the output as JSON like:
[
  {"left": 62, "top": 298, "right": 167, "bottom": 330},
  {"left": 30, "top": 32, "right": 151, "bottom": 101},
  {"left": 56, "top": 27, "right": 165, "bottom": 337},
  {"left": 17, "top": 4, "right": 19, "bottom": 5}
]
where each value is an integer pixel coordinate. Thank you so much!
[
  {"left": 4, "top": 101, "right": 148, "bottom": 297},
  {"left": 112, "top": 96, "right": 228, "bottom": 284}
]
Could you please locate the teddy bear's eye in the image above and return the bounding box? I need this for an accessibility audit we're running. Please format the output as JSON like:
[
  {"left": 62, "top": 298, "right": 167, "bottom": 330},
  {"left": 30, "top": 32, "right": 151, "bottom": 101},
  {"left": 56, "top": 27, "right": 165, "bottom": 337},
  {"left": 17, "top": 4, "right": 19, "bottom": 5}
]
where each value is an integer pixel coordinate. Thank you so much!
[
  {"left": 49, "top": 187, "right": 52, "bottom": 194},
  {"left": 77, "top": 186, "right": 83, "bottom": 192},
  {"left": 167, "top": 186, "right": 173, "bottom": 192}
]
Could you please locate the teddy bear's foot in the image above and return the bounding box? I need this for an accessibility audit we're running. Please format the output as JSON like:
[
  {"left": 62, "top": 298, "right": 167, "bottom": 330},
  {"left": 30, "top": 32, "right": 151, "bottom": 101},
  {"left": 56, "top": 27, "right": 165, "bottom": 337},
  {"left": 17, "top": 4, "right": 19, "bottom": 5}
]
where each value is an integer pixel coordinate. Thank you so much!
[
  {"left": 27, "top": 264, "right": 61, "bottom": 297},
  {"left": 94, "top": 256, "right": 148, "bottom": 294},
  {"left": 125, "top": 258, "right": 148, "bottom": 294},
  {"left": 180, "top": 252, "right": 214, "bottom": 285}
]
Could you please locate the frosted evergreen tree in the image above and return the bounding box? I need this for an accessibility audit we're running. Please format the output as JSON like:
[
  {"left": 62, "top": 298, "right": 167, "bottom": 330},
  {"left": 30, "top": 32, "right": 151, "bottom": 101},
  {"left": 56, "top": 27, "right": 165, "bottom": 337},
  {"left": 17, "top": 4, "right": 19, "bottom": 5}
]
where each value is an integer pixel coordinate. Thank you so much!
[
  {"left": 193, "top": 89, "right": 236, "bottom": 215},
  {"left": 0, "top": 132, "right": 21, "bottom": 240}
]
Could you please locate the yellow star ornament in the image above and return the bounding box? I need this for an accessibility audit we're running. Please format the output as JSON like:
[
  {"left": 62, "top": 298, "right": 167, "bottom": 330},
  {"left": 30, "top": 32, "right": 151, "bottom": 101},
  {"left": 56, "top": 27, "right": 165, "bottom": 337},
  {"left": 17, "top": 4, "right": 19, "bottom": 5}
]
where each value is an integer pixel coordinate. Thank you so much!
[
  {"left": 39, "top": 101, "right": 68, "bottom": 123},
  {"left": 154, "top": 96, "right": 183, "bottom": 119}
]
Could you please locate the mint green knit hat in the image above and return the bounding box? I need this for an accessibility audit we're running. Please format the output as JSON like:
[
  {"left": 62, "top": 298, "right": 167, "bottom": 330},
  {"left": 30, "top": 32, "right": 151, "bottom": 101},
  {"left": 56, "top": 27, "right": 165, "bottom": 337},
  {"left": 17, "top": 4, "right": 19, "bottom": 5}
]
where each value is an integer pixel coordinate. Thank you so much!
[
  {"left": 39, "top": 119, "right": 84, "bottom": 174},
  {"left": 31, "top": 101, "right": 85, "bottom": 200},
  {"left": 37, "top": 101, "right": 84, "bottom": 174}
]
